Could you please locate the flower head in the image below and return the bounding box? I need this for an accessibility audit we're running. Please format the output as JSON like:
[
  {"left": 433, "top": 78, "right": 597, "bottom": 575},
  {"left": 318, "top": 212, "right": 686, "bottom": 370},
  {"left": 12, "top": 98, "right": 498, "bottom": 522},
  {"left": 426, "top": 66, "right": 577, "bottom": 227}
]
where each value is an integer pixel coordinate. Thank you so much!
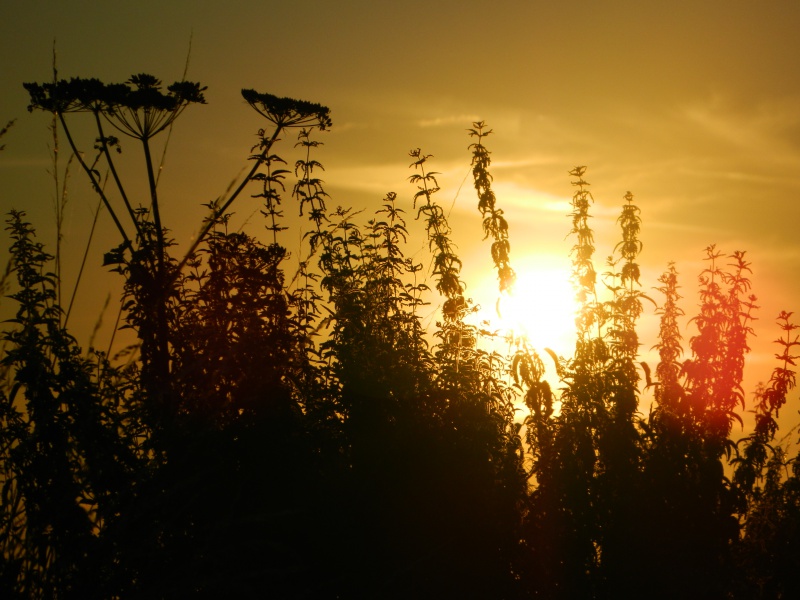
[
  {"left": 241, "top": 89, "right": 331, "bottom": 131},
  {"left": 24, "top": 74, "right": 207, "bottom": 140},
  {"left": 24, "top": 77, "right": 108, "bottom": 113},
  {"left": 103, "top": 74, "right": 206, "bottom": 139}
]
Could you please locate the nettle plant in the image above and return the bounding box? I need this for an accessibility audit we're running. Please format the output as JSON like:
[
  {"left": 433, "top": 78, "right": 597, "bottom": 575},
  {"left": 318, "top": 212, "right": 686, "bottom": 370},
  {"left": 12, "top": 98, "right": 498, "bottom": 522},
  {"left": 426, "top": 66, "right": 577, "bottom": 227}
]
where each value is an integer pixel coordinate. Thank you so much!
[{"left": 0, "top": 70, "right": 798, "bottom": 598}]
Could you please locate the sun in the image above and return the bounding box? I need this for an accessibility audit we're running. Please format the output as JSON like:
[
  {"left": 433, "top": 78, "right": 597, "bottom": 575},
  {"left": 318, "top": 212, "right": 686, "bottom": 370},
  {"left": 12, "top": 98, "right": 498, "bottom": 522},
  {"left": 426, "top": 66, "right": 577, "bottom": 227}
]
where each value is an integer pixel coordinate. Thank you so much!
[{"left": 492, "top": 266, "right": 579, "bottom": 356}]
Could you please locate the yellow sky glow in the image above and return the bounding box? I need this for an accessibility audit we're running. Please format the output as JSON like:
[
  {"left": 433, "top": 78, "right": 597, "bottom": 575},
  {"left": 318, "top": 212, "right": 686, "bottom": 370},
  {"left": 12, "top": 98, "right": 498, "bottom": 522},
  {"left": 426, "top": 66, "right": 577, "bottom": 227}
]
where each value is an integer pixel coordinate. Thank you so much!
[
  {"left": 485, "top": 267, "right": 578, "bottom": 358},
  {"left": 2, "top": 0, "right": 800, "bottom": 439}
]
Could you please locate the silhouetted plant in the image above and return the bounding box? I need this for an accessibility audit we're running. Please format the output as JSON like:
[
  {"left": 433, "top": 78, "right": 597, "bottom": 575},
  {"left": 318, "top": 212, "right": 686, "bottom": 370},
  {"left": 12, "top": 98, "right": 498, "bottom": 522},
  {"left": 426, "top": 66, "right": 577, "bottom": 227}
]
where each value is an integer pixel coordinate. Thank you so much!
[
  {"left": 734, "top": 312, "right": 799, "bottom": 495},
  {"left": 568, "top": 165, "right": 599, "bottom": 337},
  {"left": 251, "top": 147, "right": 289, "bottom": 245},
  {"left": 730, "top": 312, "right": 800, "bottom": 598},
  {"left": 0, "top": 211, "right": 139, "bottom": 597},
  {"left": 5, "top": 67, "right": 800, "bottom": 599},
  {"left": 469, "top": 121, "right": 515, "bottom": 293}
]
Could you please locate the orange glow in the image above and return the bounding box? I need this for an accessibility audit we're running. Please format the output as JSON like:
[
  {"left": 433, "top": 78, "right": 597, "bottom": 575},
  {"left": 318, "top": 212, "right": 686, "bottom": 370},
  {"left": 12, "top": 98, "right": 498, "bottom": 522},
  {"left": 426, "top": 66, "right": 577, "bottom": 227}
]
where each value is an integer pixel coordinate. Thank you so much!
[{"left": 485, "top": 264, "right": 578, "bottom": 357}]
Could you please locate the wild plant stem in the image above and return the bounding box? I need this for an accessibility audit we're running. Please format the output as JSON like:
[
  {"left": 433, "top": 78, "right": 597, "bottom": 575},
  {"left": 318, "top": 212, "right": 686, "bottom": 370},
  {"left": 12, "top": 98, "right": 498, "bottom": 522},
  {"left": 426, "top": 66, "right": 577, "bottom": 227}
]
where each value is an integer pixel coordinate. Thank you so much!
[
  {"left": 156, "top": 31, "right": 193, "bottom": 188},
  {"left": 94, "top": 112, "right": 142, "bottom": 240},
  {"left": 51, "top": 112, "right": 62, "bottom": 319},
  {"left": 174, "top": 125, "right": 283, "bottom": 277},
  {"left": 106, "top": 299, "right": 124, "bottom": 359},
  {"left": 64, "top": 196, "right": 103, "bottom": 329},
  {"left": 50, "top": 43, "right": 63, "bottom": 320},
  {"left": 58, "top": 112, "right": 131, "bottom": 248},
  {"left": 141, "top": 135, "right": 172, "bottom": 415},
  {"left": 141, "top": 136, "right": 166, "bottom": 266}
]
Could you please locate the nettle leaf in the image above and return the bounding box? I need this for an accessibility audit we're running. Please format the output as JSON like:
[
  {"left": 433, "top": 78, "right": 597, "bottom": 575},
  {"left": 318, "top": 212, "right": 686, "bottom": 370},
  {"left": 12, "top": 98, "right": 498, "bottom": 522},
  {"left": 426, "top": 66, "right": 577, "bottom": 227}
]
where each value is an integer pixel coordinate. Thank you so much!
[{"left": 102, "top": 242, "right": 128, "bottom": 266}]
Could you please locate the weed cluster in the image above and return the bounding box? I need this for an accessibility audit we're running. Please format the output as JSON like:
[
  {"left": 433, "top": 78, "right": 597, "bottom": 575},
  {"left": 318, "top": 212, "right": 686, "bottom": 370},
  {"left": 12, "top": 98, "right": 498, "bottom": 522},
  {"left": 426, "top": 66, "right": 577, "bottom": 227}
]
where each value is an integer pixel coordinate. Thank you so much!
[{"left": 1, "top": 72, "right": 799, "bottom": 599}]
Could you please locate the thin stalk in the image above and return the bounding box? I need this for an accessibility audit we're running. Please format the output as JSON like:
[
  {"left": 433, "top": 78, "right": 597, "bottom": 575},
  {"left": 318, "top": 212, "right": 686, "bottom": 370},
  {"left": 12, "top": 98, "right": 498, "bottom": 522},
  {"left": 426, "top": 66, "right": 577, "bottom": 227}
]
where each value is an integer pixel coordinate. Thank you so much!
[
  {"left": 156, "top": 31, "right": 193, "bottom": 188},
  {"left": 106, "top": 299, "right": 125, "bottom": 359},
  {"left": 50, "top": 43, "right": 63, "bottom": 318},
  {"left": 58, "top": 112, "right": 131, "bottom": 248},
  {"left": 94, "top": 111, "right": 142, "bottom": 240},
  {"left": 174, "top": 125, "right": 283, "bottom": 277},
  {"left": 141, "top": 136, "right": 166, "bottom": 267},
  {"left": 64, "top": 196, "right": 103, "bottom": 328},
  {"left": 87, "top": 293, "right": 110, "bottom": 351},
  {"left": 51, "top": 110, "right": 62, "bottom": 317},
  {"left": 141, "top": 134, "right": 172, "bottom": 416}
]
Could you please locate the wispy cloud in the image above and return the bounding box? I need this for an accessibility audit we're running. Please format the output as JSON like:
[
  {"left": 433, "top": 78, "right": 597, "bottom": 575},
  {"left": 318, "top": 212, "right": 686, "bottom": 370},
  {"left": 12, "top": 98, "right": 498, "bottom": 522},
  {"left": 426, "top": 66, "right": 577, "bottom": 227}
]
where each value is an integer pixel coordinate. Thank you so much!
[
  {"left": 681, "top": 94, "right": 800, "bottom": 155},
  {"left": 417, "top": 114, "right": 482, "bottom": 128}
]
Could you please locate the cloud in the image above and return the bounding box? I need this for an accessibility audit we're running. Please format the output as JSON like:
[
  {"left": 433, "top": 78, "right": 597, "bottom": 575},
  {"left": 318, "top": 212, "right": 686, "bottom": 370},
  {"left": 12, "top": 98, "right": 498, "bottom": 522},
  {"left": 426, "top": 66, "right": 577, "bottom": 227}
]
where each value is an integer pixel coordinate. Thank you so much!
[{"left": 417, "top": 114, "right": 482, "bottom": 128}]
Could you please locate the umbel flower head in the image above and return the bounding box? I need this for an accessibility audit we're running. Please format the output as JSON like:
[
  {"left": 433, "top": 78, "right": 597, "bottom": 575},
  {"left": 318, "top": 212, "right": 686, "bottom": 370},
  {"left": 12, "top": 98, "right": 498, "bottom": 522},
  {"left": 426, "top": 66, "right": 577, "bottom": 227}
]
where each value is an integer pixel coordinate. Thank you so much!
[
  {"left": 24, "top": 77, "right": 109, "bottom": 113},
  {"left": 101, "top": 74, "right": 206, "bottom": 140},
  {"left": 241, "top": 89, "right": 332, "bottom": 130},
  {"left": 24, "top": 74, "right": 207, "bottom": 139}
]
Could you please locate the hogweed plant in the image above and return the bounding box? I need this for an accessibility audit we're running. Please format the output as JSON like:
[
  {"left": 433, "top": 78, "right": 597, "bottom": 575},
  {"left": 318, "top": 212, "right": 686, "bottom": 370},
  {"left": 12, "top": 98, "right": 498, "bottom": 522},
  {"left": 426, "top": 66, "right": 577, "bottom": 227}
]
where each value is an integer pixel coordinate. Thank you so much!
[{"left": 2, "top": 66, "right": 800, "bottom": 599}]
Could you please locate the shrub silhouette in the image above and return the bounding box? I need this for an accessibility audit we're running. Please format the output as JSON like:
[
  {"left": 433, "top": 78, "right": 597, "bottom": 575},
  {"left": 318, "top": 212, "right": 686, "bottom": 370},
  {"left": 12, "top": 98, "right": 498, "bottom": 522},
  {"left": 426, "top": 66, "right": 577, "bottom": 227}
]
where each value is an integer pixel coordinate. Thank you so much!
[{"left": 0, "top": 71, "right": 798, "bottom": 599}]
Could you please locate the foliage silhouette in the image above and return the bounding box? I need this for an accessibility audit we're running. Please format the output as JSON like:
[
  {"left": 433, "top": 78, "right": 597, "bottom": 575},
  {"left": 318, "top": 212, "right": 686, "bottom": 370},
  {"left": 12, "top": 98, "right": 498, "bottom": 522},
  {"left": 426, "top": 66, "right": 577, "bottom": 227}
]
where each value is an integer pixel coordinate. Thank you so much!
[{"left": 1, "top": 69, "right": 798, "bottom": 599}]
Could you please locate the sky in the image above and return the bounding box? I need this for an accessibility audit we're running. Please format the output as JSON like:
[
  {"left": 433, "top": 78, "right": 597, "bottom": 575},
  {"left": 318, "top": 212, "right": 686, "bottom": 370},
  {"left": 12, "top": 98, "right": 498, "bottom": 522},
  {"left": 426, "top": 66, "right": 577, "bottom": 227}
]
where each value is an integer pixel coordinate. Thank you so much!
[{"left": 2, "top": 1, "right": 800, "bottom": 432}]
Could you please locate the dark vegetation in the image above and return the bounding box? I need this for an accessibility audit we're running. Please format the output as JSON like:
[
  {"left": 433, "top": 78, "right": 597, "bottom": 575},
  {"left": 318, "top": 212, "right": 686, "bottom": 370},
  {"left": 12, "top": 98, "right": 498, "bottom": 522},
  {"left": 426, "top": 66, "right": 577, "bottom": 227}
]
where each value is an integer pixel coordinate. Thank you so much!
[{"left": 1, "top": 72, "right": 799, "bottom": 599}]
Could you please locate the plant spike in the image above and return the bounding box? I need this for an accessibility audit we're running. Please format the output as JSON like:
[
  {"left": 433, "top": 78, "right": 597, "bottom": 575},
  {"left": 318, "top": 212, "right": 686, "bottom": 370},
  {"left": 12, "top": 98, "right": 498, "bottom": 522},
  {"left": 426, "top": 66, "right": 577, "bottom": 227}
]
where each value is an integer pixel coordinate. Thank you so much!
[
  {"left": 468, "top": 121, "right": 515, "bottom": 293},
  {"left": 568, "top": 166, "right": 599, "bottom": 340}
]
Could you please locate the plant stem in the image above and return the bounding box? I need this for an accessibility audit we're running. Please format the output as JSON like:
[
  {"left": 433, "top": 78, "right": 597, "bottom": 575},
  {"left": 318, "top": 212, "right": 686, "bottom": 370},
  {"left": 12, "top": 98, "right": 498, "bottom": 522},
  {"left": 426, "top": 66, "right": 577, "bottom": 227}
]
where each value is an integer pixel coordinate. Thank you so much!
[
  {"left": 94, "top": 112, "right": 142, "bottom": 240},
  {"left": 64, "top": 196, "right": 103, "bottom": 329},
  {"left": 141, "top": 136, "right": 166, "bottom": 267},
  {"left": 58, "top": 112, "right": 131, "bottom": 249},
  {"left": 174, "top": 125, "right": 283, "bottom": 277}
]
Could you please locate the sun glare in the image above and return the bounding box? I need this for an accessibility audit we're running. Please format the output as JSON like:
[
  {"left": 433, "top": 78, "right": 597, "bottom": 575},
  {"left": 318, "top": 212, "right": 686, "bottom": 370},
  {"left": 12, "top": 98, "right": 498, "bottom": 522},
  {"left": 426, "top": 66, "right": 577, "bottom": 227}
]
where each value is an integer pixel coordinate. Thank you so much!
[{"left": 493, "top": 267, "right": 578, "bottom": 356}]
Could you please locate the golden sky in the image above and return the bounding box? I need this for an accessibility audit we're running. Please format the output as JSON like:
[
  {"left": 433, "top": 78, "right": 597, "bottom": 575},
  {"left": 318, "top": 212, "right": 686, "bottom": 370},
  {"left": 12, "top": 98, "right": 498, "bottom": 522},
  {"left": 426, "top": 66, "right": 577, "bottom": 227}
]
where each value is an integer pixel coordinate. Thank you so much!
[{"left": 2, "top": 1, "right": 800, "bottom": 414}]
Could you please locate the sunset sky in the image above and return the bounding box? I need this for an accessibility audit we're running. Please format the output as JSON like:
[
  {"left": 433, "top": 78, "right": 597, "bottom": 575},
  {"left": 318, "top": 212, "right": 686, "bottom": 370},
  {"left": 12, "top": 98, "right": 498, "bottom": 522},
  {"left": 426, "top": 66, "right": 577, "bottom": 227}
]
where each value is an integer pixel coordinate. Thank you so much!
[{"left": 2, "top": 1, "right": 800, "bottom": 422}]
